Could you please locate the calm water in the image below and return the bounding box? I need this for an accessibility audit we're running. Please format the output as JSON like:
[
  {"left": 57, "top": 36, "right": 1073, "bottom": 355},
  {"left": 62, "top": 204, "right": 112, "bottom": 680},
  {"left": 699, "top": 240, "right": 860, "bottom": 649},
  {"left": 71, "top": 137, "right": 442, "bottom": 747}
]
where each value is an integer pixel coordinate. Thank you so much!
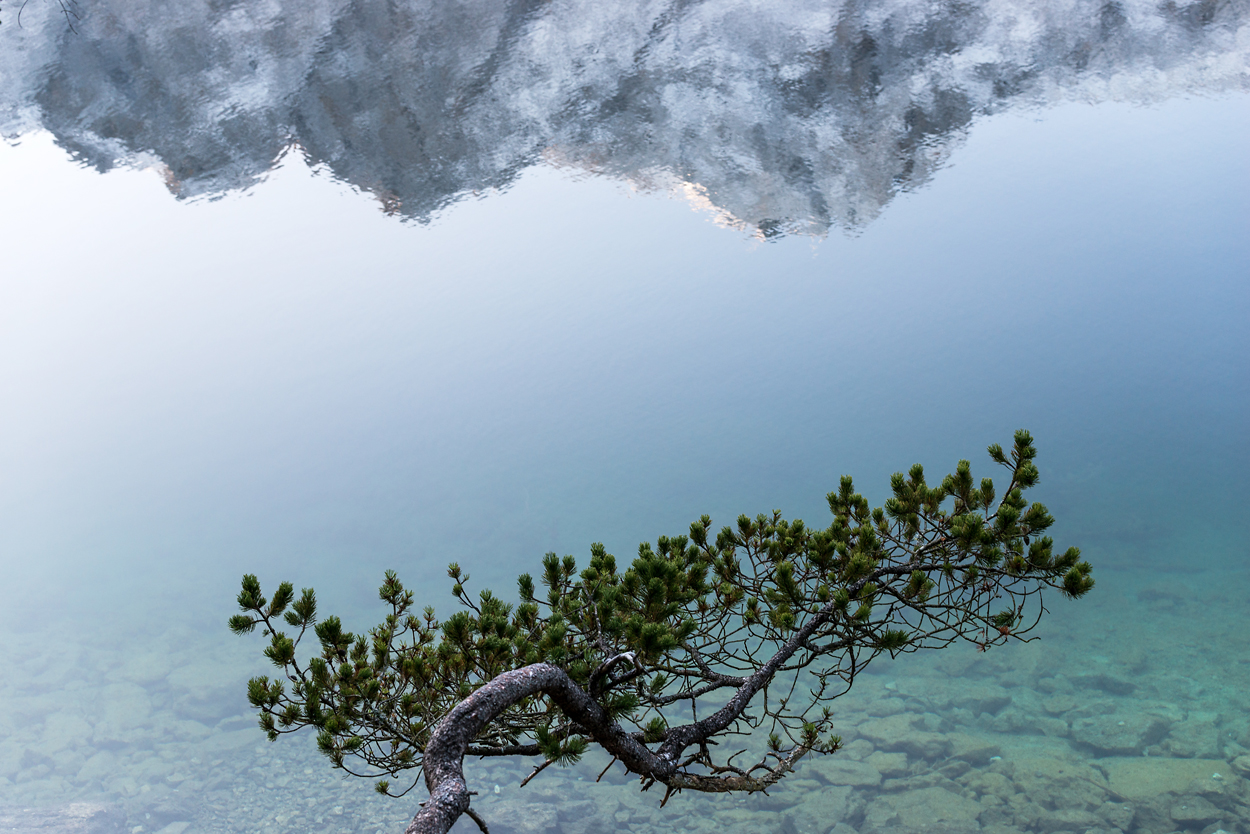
[{"left": 1, "top": 1, "right": 1248, "bottom": 833}]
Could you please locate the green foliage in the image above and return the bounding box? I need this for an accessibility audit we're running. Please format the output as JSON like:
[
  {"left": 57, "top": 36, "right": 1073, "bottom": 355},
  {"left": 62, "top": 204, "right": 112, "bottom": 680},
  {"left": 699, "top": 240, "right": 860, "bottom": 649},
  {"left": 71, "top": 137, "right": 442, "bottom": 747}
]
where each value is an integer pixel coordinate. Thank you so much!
[{"left": 231, "top": 431, "right": 1091, "bottom": 798}]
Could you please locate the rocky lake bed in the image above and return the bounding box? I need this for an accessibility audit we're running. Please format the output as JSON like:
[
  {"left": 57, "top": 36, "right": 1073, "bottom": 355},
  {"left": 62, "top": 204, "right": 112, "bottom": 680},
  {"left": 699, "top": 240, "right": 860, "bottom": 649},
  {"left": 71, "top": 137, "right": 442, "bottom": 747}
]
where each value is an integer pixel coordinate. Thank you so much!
[{"left": 2, "top": 566, "right": 1248, "bottom": 834}]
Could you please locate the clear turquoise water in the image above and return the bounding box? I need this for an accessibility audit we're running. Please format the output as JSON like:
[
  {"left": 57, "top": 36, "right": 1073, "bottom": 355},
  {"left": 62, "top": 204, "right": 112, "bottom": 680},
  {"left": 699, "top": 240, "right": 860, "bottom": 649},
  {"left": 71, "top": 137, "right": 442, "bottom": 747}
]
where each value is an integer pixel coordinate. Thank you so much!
[{"left": 0, "top": 2, "right": 1248, "bottom": 832}]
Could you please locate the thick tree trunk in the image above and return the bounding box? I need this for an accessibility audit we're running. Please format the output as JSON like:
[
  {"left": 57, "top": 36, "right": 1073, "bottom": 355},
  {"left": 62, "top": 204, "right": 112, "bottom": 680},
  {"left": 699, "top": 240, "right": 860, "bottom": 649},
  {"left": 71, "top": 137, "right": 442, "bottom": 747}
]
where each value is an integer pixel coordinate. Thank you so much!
[
  {"left": 404, "top": 663, "right": 663, "bottom": 834},
  {"left": 406, "top": 600, "right": 844, "bottom": 833}
]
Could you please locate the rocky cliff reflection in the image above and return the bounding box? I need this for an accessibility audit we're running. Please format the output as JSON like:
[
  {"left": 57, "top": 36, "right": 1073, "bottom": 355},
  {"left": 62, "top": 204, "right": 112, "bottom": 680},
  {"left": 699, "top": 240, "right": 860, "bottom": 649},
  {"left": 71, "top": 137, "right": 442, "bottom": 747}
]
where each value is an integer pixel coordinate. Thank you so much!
[{"left": 2, "top": 0, "right": 1247, "bottom": 235}]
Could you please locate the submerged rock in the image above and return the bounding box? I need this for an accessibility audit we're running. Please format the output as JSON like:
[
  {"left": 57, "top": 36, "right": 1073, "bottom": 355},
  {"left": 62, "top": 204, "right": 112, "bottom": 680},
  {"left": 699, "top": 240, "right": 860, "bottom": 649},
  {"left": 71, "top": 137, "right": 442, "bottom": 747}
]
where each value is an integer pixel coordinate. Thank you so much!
[
  {"left": 856, "top": 714, "right": 948, "bottom": 760},
  {"left": 950, "top": 684, "right": 1013, "bottom": 717},
  {"left": 0, "top": 802, "right": 126, "bottom": 833},
  {"left": 1071, "top": 673, "right": 1138, "bottom": 696},
  {"left": 1169, "top": 795, "right": 1224, "bottom": 825},
  {"left": 1098, "top": 800, "right": 1136, "bottom": 831},
  {"left": 805, "top": 758, "right": 882, "bottom": 788},
  {"left": 1071, "top": 713, "right": 1169, "bottom": 756},
  {"left": 1100, "top": 757, "right": 1234, "bottom": 800},
  {"left": 41, "top": 713, "right": 93, "bottom": 755},
  {"left": 481, "top": 802, "right": 560, "bottom": 834},
  {"left": 859, "top": 785, "right": 981, "bottom": 834},
  {"left": 866, "top": 751, "right": 909, "bottom": 779},
  {"left": 783, "top": 785, "right": 860, "bottom": 834},
  {"left": 1039, "top": 807, "right": 1102, "bottom": 832},
  {"left": 1164, "top": 714, "right": 1224, "bottom": 759}
]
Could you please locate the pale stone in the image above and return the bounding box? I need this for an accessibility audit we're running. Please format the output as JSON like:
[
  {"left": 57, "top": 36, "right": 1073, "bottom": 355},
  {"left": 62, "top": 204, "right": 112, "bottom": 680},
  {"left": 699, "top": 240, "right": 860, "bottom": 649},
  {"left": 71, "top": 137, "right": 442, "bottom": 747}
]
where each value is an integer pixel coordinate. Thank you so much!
[
  {"left": 1042, "top": 694, "right": 1077, "bottom": 715},
  {"left": 42, "top": 713, "right": 94, "bottom": 753},
  {"left": 93, "top": 683, "right": 158, "bottom": 746},
  {"left": 1100, "top": 758, "right": 1232, "bottom": 800},
  {"left": 14, "top": 776, "right": 72, "bottom": 803},
  {"left": 988, "top": 709, "right": 1028, "bottom": 735},
  {"left": 1037, "top": 808, "right": 1101, "bottom": 833},
  {"left": 786, "top": 778, "right": 825, "bottom": 792},
  {"left": 1165, "top": 715, "right": 1222, "bottom": 759},
  {"left": 934, "top": 652, "right": 985, "bottom": 678},
  {"left": 783, "top": 785, "right": 858, "bottom": 834},
  {"left": 1071, "top": 713, "right": 1168, "bottom": 755},
  {"left": 1098, "top": 800, "right": 1135, "bottom": 831},
  {"left": 77, "top": 751, "right": 118, "bottom": 784},
  {"left": 166, "top": 719, "right": 213, "bottom": 742},
  {"left": 1169, "top": 796, "right": 1223, "bottom": 825},
  {"left": 107, "top": 776, "right": 140, "bottom": 797},
  {"left": 1186, "top": 773, "right": 1242, "bottom": 799},
  {"left": 963, "top": 770, "right": 1013, "bottom": 798},
  {"left": 99, "top": 683, "right": 153, "bottom": 728},
  {"left": 894, "top": 677, "right": 951, "bottom": 711},
  {"left": 866, "top": 751, "right": 909, "bottom": 778},
  {"left": 1024, "top": 715, "right": 1070, "bottom": 737},
  {"left": 946, "top": 732, "right": 1001, "bottom": 765},
  {"left": 714, "top": 807, "right": 767, "bottom": 829},
  {"left": 153, "top": 823, "right": 191, "bottom": 834},
  {"left": 199, "top": 728, "right": 260, "bottom": 754},
  {"left": 805, "top": 758, "right": 882, "bottom": 788},
  {"left": 857, "top": 714, "right": 948, "bottom": 760},
  {"left": 165, "top": 662, "right": 239, "bottom": 722},
  {"left": 1004, "top": 755, "right": 1113, "bottom": 813},
  {"left": 978, "top": 805, "right": 1015, "bottom": 828},
  {"left": 1037, "top": 674, "right": 1076, "bottom": 694},
  {"left": 115, "top": 653, "right": 175, "bottom": 686},
  {"left": 865, "top": 697, "right": 907, "bottom": 717},
  {"left": 1071, "top": 673, "right": 1136, "bottom": 695},
  {"left": 551, "top": 798, "right": 596, "bottom": 821},
  {"left": 128, "top": 755, "right": 173, "bottom": 784},
  {"left": 52, "top": 748, "right": 88, "bottom": 778},
  {"left": 835, "top": 738, "right": 874, "bottom": 761},
  {"left": 860, "top": 786, "right": 982, "bottom": 833},
  {"left": 950, "top": 684, "right": 1012, "bottom": 716},
  {"left": 936, "top": 761, "right": 969, "bottom": 784},
  {"left": 0, "top": 801, "right": 125, "bottom": 833},
  {"left": 92, "top": 720, "right": 155, "bottom": 747},
  {"left": 0, "top": 742, "right": 24, "bottom": 780}
]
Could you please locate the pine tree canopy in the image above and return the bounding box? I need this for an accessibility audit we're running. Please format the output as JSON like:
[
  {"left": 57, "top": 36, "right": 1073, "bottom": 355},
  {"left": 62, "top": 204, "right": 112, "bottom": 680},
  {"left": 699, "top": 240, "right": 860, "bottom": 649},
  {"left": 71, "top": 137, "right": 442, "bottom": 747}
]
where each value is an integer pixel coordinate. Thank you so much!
[{"left": 231, "top": 430, "right": 1093, "bottom": 834}]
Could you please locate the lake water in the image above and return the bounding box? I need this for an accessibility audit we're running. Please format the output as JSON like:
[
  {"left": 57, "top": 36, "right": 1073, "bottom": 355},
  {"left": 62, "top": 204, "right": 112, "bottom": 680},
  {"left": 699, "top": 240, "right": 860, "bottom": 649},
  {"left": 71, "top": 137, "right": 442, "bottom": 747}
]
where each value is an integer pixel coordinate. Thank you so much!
[{"left": 1, "top": 1, "right": 1248, "bottom": 833}]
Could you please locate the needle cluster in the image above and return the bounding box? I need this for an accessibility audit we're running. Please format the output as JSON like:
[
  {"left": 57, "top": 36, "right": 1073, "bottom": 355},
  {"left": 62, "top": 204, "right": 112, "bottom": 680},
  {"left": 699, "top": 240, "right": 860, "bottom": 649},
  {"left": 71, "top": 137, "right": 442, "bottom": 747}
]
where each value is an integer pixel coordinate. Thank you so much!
[{"left": 231, "top": 430, "right": 1092, "bottom": 834}]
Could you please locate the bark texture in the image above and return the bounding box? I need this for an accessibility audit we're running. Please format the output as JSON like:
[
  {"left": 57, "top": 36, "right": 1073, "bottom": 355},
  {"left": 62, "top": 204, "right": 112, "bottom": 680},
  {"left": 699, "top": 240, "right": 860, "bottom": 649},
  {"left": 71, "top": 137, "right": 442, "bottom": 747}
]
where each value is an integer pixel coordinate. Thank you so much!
[
  {"left": 405, "top": 663, "right": 663, "bottom": 834},
  {"left": 405, "top": 593, "right": 843, "bottom": 833}
]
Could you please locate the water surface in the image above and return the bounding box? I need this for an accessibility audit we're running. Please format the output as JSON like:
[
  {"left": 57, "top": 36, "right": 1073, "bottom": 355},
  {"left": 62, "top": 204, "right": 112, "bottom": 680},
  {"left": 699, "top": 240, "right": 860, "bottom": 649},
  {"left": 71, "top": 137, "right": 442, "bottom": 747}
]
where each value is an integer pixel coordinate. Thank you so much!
[{"left": 0, "top": 1, "right": 1248, "bottom": 832}]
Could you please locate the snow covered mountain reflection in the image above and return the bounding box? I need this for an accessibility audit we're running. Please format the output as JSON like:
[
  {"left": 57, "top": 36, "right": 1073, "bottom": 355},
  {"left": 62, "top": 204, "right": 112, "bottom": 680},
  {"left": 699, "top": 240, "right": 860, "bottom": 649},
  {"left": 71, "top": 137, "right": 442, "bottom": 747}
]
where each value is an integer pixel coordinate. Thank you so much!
[{"left": 2, "top": 0, "right": 1247, "bottom": 235}]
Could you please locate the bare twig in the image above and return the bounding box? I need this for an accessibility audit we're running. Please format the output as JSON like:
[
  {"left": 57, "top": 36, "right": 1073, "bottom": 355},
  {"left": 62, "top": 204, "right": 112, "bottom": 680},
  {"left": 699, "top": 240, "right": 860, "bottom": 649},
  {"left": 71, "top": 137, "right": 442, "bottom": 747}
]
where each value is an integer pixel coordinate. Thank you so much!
[
  {"left": 596, "top": 757, "right": 618, "bottom": 783},
  {"left": 464, "top": 807, "right": 489, "bottom": 834},
  {"left": 518, "top": 758, "right": 553, "bottom": 788}
]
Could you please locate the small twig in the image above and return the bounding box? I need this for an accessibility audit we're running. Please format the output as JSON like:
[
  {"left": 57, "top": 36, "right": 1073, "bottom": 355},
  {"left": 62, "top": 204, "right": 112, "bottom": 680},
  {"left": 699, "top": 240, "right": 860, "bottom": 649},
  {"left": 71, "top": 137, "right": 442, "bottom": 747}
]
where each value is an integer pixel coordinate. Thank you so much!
[
  {"left": 720, "top": 749, "right": 749, "bottom": 775},
  {"left": 596, "top": 757, "right": 618, "bottom": 783},
  {"left": 465, "top": 807, "right": 490, "bottom": 834},
  {"left": 519, "top": 758, "right": 554, "bottom": 788}
]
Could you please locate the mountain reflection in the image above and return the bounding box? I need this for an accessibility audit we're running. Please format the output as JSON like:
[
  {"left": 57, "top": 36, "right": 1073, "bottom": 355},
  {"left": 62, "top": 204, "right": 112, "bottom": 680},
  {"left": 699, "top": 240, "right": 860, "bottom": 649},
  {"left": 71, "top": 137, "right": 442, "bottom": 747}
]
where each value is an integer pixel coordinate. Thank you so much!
[{"left": 2, "top": 0, "right": 1246, "bottom": 235}]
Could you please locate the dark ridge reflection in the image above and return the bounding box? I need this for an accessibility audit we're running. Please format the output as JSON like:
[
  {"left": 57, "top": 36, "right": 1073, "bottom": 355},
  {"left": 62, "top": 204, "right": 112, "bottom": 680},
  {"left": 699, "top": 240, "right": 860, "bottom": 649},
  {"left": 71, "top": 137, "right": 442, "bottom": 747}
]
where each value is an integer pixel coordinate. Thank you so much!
[{"left": 2, "top": 0, "right": 1246, "bottom": 235}]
